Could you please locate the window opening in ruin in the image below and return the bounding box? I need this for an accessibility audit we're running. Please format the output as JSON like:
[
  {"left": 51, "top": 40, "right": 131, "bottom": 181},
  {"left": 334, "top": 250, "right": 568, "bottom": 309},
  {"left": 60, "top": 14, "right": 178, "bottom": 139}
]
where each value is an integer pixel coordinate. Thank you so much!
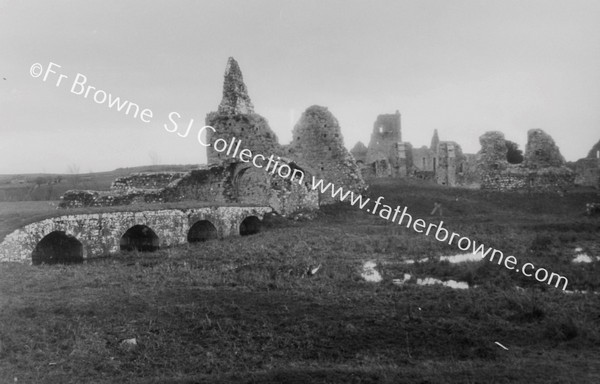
[
  {"left": 120, "top": 225, "right": 160, "bottom": 252},
  {"left": 459, "top": 163, "right": 464, "bottom": 173},
  {"left": 422, "top": 158, "right": 426, "bottom": 168},
  {"left": 187, "top": 220, "right": 218, "bottom": 243},
  {"left": 379, "top": 127, "right": 383, "bottom": 134},
  {"left": 32, "top": 231, "right": 84, "bottom": 265},
  {"left": 323, "top": 134, "right": 327, "bottom": 138},
  {"left": 433, "top": 158, "right": 437, "bottom": 172},
  {"left": 240, "top": 216, "right": 261, "bottom": 236}
]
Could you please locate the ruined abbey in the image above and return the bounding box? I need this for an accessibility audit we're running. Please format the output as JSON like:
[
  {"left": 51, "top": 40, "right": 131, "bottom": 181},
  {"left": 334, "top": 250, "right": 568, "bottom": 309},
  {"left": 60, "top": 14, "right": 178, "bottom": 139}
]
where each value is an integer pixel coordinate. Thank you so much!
[
  {"left": 60, "top": 57, "right": 366, "bottom": 216},
  {"left": 351, "top": 112, "right": 598, "bottom": 192},
  {"left": 1, "top": 56, "right": 598, "bottom": 265}
]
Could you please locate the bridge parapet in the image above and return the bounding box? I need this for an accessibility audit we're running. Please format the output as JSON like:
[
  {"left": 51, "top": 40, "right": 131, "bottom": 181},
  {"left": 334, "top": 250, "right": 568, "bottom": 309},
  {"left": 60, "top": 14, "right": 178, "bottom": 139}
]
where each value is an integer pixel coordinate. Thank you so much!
[{"left": 0, "top": 206, "right": 272, "bottom": 264}]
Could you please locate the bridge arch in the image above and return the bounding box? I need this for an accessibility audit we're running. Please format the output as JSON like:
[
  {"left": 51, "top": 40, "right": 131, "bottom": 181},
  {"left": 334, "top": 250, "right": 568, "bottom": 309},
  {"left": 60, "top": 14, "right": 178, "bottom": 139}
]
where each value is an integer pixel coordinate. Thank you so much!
[
  {"left": 187, "top": 220, "right": 218, "bottom": 243},
  {"left": 32, "top": 231, "right": 84, "bottom": 265},
  {"left": 120, "top": 225, "right": 160, "bottom": 252},
  {"left": 240, "top": 216, "right": 261, "bottom": 236}
]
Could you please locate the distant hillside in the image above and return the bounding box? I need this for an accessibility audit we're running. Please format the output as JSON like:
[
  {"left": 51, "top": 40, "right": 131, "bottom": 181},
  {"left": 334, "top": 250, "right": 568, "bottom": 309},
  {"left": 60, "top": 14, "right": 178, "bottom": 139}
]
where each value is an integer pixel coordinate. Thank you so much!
[{"left": 0, "top": 164, "right": 199, "bottom": 202}]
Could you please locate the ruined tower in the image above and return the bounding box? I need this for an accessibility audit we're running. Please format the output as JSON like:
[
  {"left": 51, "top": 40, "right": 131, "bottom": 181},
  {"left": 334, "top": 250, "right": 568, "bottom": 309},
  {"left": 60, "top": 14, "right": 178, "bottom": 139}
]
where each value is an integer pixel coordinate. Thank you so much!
[
  {"left": 289, "top": 106, "right": 366, "bottom": 204},
  {"left": 430, "top": 129, "right": 440, "bottom": 151},
  {"left": 365, "top": 111, "right": 402, "bottom": 177},
  {"left": 205, "top": 57, "right": 282, "bottom": 165},
  {"left": 523, "top": 129, "right": 566, "bottom": 168}
]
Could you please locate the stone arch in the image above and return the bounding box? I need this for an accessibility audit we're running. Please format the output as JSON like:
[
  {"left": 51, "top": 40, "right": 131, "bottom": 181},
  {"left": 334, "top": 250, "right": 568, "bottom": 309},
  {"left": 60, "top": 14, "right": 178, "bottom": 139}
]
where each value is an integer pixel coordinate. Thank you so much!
[
  {"left": 240, "top": 216, "right": 261, "bottom": 236},
  {"left": 187, "top": 220, "right": 218, "bottom": 243},
  {"left": 32, "top": 231, "right": 84, "bottom": 265},
  {"left": 234, "top": 165, "right": 271, "bottom": 203},
  {"left": 120, "top": 225, "right": 160, "bottom": 252}
]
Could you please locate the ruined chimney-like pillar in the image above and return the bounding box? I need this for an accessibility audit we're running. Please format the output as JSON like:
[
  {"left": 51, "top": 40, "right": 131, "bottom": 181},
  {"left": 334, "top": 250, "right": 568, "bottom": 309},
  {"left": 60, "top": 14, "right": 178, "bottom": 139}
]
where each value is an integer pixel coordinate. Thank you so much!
[{"left": 205, "top": 57, "right": 282, "bottom": 165}]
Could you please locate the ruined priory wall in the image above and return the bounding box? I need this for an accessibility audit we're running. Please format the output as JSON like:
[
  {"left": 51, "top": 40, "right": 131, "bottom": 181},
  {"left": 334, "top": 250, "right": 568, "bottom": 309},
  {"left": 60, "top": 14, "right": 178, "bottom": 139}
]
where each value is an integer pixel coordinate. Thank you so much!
[
  {"left": 111, "top": 172, "right": 187, "bottom": 191},
  {"left": 205, "top": 113, "right": 283, "bottom": 165},
  {"left": 288, "top": 105, "right": 366, "bottom": 204},
  {"left": 365, "top": 113, "right": 402, "bottom": 170},
  {"left": 481, "top": 166, "right": 576, "bottom": 192}
]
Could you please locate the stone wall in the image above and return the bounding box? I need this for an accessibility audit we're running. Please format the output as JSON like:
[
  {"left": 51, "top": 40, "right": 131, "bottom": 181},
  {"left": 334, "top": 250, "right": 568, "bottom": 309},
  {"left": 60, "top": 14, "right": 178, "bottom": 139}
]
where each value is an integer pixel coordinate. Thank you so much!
[
  {"left": 412, "top": 146, "right": 435, "bottom": 173},
  {"left": 573, "top": 158, "right": 599, "bottom": 187},
  {"left": 396, "top": 142, "right": 413, "bottom": 178},
  {"left": 288, "top": 105, "right": 366, "bottom": 204},
  {"left": 586, "top": 139, "right": 600, "bottom": 159},
  {"left": 205, "top": 112, "right": 283, "bottom": 166},
  {"left": 435, "top": 142, "right": 464, "bottom": 186},
  {"left": 59, "top": 57, "right": 323, "bottom": 216},
  {"left": 205, "top": 57, "right": 283, "bottom": 165},
  {"left": 60, "top": 189, "right": 165, "bottom": 208},
  {"left": 480, "top": 166, "right": 575, "bottom": 192},
  {"left": 365, "top": 111, "right": 402, "bottom": 171},
  {"left": 477, "top": 129, "right": 575, "bottom": 192},
  {"left": 111, "top": 172, "right": 187, "bottom": 191},
  {"left": 350, "top": 141, "right": 368, "bottom": 164},
  {"left": 61, "top": 163, "right": 319, "bottom": 216},
  {"left": 572, "top": 140, "right": 600, "bottom": 188},
  {"left": 523, "top": 129, "right": 566, "bottom": 168},
  {"left": 0, "top": 206, "right": 272, "bottom": 264}
]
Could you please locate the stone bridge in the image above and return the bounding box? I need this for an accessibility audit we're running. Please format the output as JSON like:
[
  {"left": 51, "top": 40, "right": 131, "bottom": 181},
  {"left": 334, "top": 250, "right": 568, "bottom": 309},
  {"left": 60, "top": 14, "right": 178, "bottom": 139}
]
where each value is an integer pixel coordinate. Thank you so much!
[{"left": 0, "top": 206, "right": 272, "bottom": 265}]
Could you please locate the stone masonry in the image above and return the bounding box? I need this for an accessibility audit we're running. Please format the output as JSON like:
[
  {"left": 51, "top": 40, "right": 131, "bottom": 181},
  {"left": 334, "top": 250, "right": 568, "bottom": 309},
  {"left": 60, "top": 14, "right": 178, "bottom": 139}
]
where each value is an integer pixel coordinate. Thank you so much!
[
  {"left": 205, "top": 57, "right": 283, "bottom": 166},
  {"left": 365, "top": 111, "right": 402, "bottom": 177},
  {"left": 477, "top": 129, "right": 575, "bottom": 192},
  {"left": 0, "top": 206, "right": 272, "bottom": 264},
  {"left": 288, "top": 105, "right": 366, "bottom": 204},
  {"left": 59, "top": 57, "right": 368, "bottom": 214}
]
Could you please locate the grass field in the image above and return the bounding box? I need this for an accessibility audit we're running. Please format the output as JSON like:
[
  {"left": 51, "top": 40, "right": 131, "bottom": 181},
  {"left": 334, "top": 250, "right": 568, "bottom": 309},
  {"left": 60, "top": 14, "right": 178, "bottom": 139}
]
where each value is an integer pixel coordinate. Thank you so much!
[{"left": 0, "top": 179, "right": 599, "bottom": 383}]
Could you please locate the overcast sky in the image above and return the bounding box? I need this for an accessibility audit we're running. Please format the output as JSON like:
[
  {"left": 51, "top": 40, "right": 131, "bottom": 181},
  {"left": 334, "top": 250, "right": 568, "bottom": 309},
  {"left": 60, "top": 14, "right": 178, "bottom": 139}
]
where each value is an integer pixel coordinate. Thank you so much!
[{"left": 1, "top": 0, "right": 599, "bottom": 174}]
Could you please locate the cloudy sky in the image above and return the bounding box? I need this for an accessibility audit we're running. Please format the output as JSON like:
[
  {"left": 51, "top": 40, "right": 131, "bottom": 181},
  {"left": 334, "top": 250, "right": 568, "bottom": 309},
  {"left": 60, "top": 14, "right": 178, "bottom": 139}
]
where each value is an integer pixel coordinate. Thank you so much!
[{"left": 1, "top": 0, "right": 599, "bottom": 174}]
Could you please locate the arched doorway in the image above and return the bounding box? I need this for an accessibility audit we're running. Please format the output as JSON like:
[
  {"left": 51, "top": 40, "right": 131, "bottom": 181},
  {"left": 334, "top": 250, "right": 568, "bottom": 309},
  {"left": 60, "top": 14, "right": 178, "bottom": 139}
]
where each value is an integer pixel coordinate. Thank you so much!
[
  {"left": 234, "top": 166, "right": 271, "bottom": 204},
  {"left": 31, "top": 231, "right": 83, "bottom": 265},
  {"left": 187, "top": 220, "right": 218, "bottom": 243},
  {"left": 240, "top": 216, "right": 261, "bottom": 236},
  {"left": 120, "top": 225, "right": 160, "bottom": 252}
]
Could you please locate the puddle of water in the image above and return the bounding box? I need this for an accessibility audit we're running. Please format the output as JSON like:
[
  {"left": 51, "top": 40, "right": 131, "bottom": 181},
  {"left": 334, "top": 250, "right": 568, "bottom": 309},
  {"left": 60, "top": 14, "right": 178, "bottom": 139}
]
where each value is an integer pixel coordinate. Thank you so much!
[
  {"left": 401, "top": 257, "right": 429, "bottom": 264},
  {"left": 403, "top": 251, "right": 486, "bottom": 265},
  {"left": 392, "top": 273, "right": 412, "bottom": 286},
  {"left": 416, "top": 277, "right": 469, "bottom": 289},
  {"left": 563, "top": 289, "right": 599, "bottom": 295},
  {"left": 361, "top": 261, "right": 382, "bottom": 282},
  {"left": 573, "top": 253, "right": 593, "bottom": 263},
  {"left": 439, "top": 252, "right": 485, "bottom": 263}
]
